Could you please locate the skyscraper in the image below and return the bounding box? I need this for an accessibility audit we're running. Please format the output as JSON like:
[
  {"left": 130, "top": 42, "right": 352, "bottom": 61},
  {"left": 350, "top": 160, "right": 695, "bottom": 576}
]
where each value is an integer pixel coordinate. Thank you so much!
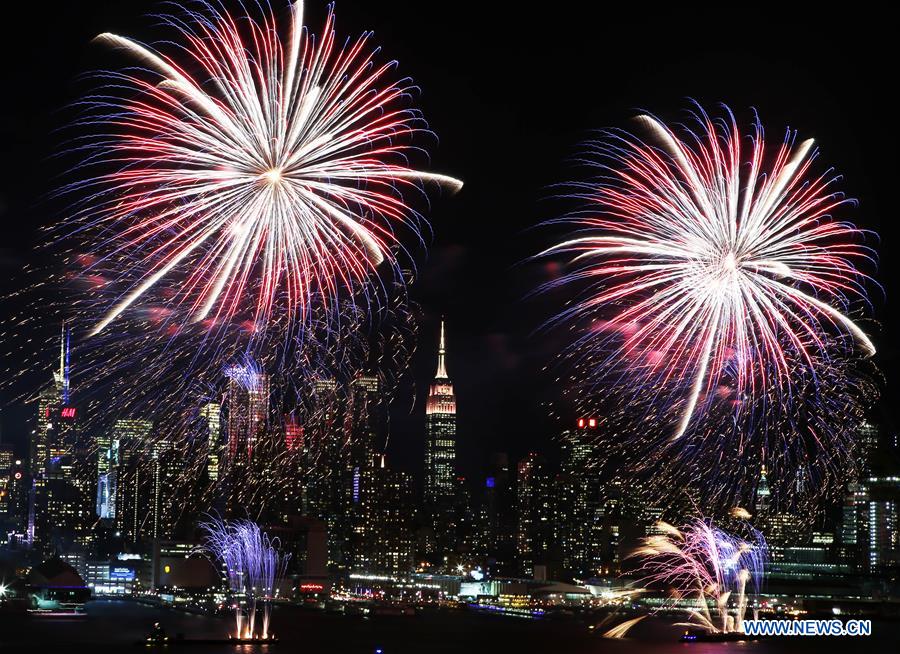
[
  {"left": 856, "top": 421, "right": 879, "bottom": 480},
  {"left": 423, "top": 320, "right": 457, "bottom": 555},
  {"left": 221, "top": 361, "right": 270, "bottom": 516},
  {"left": 111, "top": 419, "right": 179, "bottom": 544},
  {"left": 479, "top": 452, "right": 516, "bottom": 575},
  {"left": 516, "top": 452, "right": 553, "bottom": 577},
  {"left": 556, "top": 420, "right": 602, "bottom": 578},
  {"left": 840, "top": 476, "right": 900, "bottom": 574},
  {"left": 283, "top": 415, "right": 303, "bottom": 452},
  {"left": 296, "top": 374, "right": 387, "bottom": 572},
  {"left": 200, "top": 402, "right": 222, "bottom": 482},
  {"left": 223, "top": 362, "right": 269, "bottom": 461},
  {"left": 0, "top": 445, "right": 15, "bottom": 523},
  {"left": 0, "top": 453, "right": 27, "bottom": 540},
  {"left": 351, "top": 455, "right": 415, "bottom": 575},
  {"left": 28, "top": 325, "right": 91, "bottom": 555},
  {"left": 755, "top": 465, "right": 809, "bottom": 559},
  {"left": 299, "top": 378, "right": 341, "bottom": 524}
]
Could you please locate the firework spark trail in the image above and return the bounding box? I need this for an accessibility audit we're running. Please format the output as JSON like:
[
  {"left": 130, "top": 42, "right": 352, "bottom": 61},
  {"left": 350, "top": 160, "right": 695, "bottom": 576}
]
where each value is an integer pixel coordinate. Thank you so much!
[
  {"left": 200, "top": 517, "right": 248, "bottom": 637},
  {"left": 71, "top": 0, "right": 460, "bottom": 337},
  {"left": 633, "top": 517, "right": 767, "bottom": 633},
  {"left": 542, "top": 103, "right": 874, "bottom": 438},
  {"left": 540, "top": 104, "right": 878, "bottom": 505},
  {"left": 200, "top": 517, "right": 289, "bottom": 639},
  {"left": 601, "top": 615, "right": 647, "bottom": 639},
  {"left": 0, "top": 1, "right": 446, "bottom": 517}
]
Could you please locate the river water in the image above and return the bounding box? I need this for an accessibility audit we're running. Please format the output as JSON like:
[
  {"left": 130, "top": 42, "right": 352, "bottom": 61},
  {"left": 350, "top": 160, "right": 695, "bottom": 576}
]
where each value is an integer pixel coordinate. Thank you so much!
[{"left": 0, "top": 600, "right": 893, "bottom": 653}]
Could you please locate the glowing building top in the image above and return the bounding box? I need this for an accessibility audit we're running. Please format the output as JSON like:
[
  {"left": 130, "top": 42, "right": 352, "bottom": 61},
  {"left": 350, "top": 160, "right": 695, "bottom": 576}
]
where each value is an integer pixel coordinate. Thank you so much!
[
  {"left": 435, "top": 320, "right": 448, "bottom": 380},
  {"left": 51, "top": 323, "right": 71, "bottom": 405},
  {"left": 426, "top": 319, "right": 455, "bottom": 416},
  {"left": 424, "top": 319, "right": 457, "bottom": 535}
]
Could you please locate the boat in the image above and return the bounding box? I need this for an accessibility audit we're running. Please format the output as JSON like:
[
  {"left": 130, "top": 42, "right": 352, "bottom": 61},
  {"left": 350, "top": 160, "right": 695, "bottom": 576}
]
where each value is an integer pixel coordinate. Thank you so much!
[
  {"left": 138, "top": 635, "right": 280, "bottom": 647},
  {"left": 137, "top": 623, "right": 280, "bottom": 647}
]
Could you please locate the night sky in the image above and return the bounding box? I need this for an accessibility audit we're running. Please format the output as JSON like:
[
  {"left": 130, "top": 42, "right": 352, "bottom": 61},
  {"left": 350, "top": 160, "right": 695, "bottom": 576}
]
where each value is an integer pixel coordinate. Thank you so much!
[{"left": 1, "top": 2, "right": 897, "bottom": 482}]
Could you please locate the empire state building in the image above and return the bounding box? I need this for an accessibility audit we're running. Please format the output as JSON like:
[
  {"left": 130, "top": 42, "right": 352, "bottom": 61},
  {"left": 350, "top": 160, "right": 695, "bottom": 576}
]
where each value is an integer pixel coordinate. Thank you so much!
[{"left": 424, "top": 320, "right": 456, "bottom": 511}]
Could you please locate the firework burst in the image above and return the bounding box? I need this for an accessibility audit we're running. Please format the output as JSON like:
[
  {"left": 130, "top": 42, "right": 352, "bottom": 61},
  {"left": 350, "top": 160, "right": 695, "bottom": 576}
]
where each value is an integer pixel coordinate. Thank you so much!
[
  {"left": 633, "top": 517, "right": 767, "bottom": 633},
  {"left": 541, "top": 104, "right": 878, "bottom": 506},
  {"left": 72, "top": 0, "right": 460, "bottom": 337},
  {"left": 1, "top": 1, "right": 452, "bottom": 524}
]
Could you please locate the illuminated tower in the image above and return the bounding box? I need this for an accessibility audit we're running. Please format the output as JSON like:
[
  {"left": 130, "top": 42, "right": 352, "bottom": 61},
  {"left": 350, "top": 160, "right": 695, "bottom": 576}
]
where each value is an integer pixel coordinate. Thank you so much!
[
  {"left": 0, "top": 450, "right": 27, "bottom": 538},
  {"left": 755, "top": 466, "right": 771, "bottom": 515},
  {"left": 424, "top": 320, "right": 457, "bottom": 553},
  {"left": 221, "top": 360, "right": 270, "bottom": 517},
  {"left": 200, "top": 402, "right": 222, "bottom": 482},
  {"left": 556, "top": 419, "right": 603, "bottom": 578},
  {"left": 0, "top": 445, "right": 14, "bottom": 520},
  {"left": 516, "top": 452, "right": 552, "bottom": 577},
  {"left": 352, "top": 455, "right": 415, "bottom": 575},
  {"left": 224, "top": 361, "right": 269, "bottom": 460},
  {"left": 28, "top": 324, "right": 87, "bottom": 554},
  {"left": 110, "top": 418, "right": 178, "bottom": 544},
  {"left": 29, "top": 327, "right": 72, "bottom": 542}
]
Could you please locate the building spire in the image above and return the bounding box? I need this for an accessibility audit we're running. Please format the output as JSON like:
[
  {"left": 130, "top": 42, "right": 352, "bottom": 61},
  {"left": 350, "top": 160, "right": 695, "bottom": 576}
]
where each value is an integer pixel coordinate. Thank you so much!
[
  {"left": 54, "top": 322, "right": 71, "bottom": 404},
  {"left": 435, "top": 318, "right": 448, "bottom": 379}
]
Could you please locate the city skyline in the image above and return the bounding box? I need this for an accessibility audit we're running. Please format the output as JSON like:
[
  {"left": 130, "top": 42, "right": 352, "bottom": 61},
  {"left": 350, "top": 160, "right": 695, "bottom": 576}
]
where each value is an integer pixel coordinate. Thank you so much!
[
  {"left": 2, "top": 2, "right": 899, "bottom": 485},
  {"left": 0, "top": 2, "right": 898, "bottom": 650}
]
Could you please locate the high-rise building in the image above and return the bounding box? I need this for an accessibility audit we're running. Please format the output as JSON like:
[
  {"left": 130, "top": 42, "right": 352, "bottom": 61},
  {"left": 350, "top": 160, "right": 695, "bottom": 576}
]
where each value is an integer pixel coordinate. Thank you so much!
[
  {"left": 480, "top": 452, "right": 516, "bottom": 575},
  {"left": 95, "top": 432, "right": 113, "bottom": 520},
  {"left": 351, "top": 455, "right": 415, "bottom": 575},
  {"left": 754, "top": 465, "right": 808, "bottom": 560},
  {"left": 556, "top": 419, "right": 603, "bottom": 578},
  {"left": 516, "top": 452, "right": 553, "bottom": 577},
  {"left": 221, "top": 362, "right": 270, "bottom": 516},
  {"left": 299, "top": 379, "right": 341, "bottom": 523},
  {"left": 1, "top": 454, "right": 27, "bottom": 541},
  {"left": 223, "top": 362, "right": 269, "bottom": 461},
  {"left": 27, "top": 325, "right": 93, "bottom": 555},
  {"left": 866, "top": 494, "right": 898, "bottom": 572},
  {"left": 351, "top": 375, "right": 380, "bottom": 451},
  {"left": 0, "top": 445, "right": 15, "bottom": 524},
  {"left": 200, "top": 402, "right": 222, "bottom": 482},
  {"left": 424, "top": 320, "right": 457, "bottom": 555},
  {"left": 755, "top": 465, "right": 771, "bottom": 515},
  {"left": 305, "top": 378, "right": 349, "bottom": 569},
  {"left": 856, "top": 421, "right": 879, "bottom": 480},
  {"left": 110, "top": 419, "right": 179, "bottom": 544},
  {"left": 841, "top": 476, "right": 900, "bottom": 574},
  {"left": 29, "top": 371, "right": 63, "bottom": 546},
  {"left": 284, "top": 415, "right": 303, "bottom": 452},
  {"left": 297, "top": 374, "right": 388, "bottom": 573}
]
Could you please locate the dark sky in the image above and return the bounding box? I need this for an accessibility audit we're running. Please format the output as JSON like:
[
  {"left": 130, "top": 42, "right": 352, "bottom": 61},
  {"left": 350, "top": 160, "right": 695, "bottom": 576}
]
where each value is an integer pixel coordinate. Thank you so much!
[{"left": 1, "top": 2, "right": 897, "bottom": 481}]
